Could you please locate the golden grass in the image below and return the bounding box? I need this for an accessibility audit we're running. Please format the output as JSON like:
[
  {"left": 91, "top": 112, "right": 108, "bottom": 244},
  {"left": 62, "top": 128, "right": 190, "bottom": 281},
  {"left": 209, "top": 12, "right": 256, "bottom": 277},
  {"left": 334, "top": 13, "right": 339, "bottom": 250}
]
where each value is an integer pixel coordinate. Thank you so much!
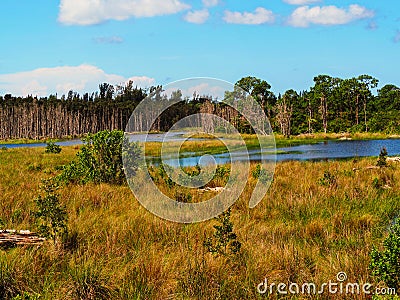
[{"left": 0, "top": 146, "right": 400, "bottom": 299}]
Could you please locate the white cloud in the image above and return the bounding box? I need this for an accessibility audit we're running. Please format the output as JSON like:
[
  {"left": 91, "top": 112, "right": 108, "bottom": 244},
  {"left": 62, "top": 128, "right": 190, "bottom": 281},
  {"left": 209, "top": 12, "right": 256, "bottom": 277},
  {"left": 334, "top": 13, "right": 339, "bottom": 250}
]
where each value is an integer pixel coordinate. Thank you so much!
[
  {"left": 0, "top": 65, "right": 155, "bottom": 97},
  {"left": 287, "top": 4, "right": 375, "bottom": 27},
  {"left": 223, "top": 7, "right": 275, "bottom": 25},
  {"left": 283, "top": 0, "right": 321, "bottom": 5},
  {"left": 58, "top": 0, "right": 191, "bottom": 25},
  {"left": 202, "top": 0, "right": 219, "bottom": 7},
  {"left": 184, "top": 9, "right": 209, "bottom": 24}
]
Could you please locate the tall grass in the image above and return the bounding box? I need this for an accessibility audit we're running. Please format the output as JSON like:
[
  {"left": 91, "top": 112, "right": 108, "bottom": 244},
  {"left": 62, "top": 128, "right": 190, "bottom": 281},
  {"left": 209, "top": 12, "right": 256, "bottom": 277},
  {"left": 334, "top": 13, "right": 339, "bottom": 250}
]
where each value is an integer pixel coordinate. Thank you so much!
[{"left": 0, "top": 146, "right": 399, "bottom": 299}]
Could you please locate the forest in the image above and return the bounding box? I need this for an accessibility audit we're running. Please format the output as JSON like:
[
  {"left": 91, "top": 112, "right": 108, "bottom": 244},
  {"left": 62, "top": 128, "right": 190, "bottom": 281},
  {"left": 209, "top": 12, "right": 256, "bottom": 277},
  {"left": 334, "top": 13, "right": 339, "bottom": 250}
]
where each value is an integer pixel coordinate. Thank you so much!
[{"left": 1, "top": 75, "right": 400, "bottom": 140}]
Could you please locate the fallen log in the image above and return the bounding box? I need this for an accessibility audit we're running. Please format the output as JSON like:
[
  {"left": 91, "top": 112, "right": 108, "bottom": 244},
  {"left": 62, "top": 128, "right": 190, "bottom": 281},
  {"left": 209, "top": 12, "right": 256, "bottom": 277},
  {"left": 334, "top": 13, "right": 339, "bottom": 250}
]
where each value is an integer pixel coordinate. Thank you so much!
[{"left": 0, "top": 230, "right": 45, "bottom": 249}]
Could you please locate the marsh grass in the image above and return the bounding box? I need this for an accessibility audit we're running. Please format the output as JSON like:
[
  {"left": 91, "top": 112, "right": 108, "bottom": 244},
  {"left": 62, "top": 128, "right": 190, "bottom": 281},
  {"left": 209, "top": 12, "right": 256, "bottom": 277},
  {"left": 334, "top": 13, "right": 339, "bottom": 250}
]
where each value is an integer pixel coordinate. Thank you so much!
[{"left": 0, "top": 146, "right": 400, "bottom": 298}]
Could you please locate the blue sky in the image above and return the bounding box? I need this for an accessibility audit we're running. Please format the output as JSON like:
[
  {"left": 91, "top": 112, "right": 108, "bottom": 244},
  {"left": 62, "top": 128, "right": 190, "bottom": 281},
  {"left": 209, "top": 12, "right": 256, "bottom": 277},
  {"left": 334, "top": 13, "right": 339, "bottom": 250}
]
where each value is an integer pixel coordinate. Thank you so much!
[{"left": 0, "top": 0, "right": 399, "bottom": 97}]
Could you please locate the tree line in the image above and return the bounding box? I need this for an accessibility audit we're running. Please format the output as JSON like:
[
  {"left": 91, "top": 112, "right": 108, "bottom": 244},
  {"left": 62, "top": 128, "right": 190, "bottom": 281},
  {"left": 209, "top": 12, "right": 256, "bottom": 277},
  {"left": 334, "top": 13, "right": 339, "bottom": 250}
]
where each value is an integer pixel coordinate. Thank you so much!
[{"left": 1, "top": 75, "right": 399, "bottom": 140}]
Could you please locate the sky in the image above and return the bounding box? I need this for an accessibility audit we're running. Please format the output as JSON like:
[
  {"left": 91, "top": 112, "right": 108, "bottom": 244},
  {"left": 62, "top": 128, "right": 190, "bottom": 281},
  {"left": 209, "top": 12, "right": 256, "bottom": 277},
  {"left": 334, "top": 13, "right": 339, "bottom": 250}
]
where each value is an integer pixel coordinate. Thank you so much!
[{"left": 0, "top": 0, "right": 399, "bottom": 97}]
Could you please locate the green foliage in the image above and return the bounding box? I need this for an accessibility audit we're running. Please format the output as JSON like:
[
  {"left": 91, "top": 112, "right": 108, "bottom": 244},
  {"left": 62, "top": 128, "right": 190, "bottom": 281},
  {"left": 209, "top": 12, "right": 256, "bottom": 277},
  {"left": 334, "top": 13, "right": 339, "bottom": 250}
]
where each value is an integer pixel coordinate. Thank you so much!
[
  {"left": 372, "top": 177, "right": 383, "bottom": 189},
  {"left": 318, "top": 171, "right": 337, "bottom": 188},
  {"left": 215, "top": 165, "right": 229, "bottom": 179},
  {"left": 27, "top": 163, "right": 42, "bottom": 171},
  {"left": 204, "top": 208, "right": 241, "bottom": 256},
  {"left": 11, "top": 292, "right": 41, "bottom": 300},
  {"left": 154, "top": 164, "right": 175, "bottom": 188},
  {"left": 377, "top": 147, "right": 388, "bottom": 167},
  {"left": 57, "top": 130, "right": 140, "bottom": 185},
  {"left": 174, "top": 189, "right": 192, "bottom": 203},
  {"left": 33, "top": 179, "right": 68, "bottom": 242},
  {"left": 252, "top": 163, "right": 272, "bottom": 184},
  {"left": 44, "top": 141, "right": 61, "bottom": 154},
  {"left": 370, "top": 220, "right": 400, "bottom": 290}
]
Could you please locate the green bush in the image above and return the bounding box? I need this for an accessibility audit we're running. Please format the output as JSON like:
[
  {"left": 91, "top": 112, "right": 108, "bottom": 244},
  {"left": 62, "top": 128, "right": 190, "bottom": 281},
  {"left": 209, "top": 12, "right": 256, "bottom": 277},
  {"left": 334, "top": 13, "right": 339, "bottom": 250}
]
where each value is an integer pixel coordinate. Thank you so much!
[
  {"left": 204, "top": 208, "right": 241, "bottom": 256},
  {"left": 370, "top": 220, "right": 400, "bottom": 290},
  {"left": 57, "top": 130, "right": 140, "bottom": 185},
  {"left": 377, "top": 147, "right": 388, "bottom": 167},
  {"left": 34, "top": 179, "right": 68, "bottom": 243},
  {"left": 318, "top": 170, "right": 337, "bottom": 188},
  {"left": 44, "top": 140, "right": 61, "bottom": 154},
  {"left": 252, "top": 163, "right": 272, "bottom": 184}
]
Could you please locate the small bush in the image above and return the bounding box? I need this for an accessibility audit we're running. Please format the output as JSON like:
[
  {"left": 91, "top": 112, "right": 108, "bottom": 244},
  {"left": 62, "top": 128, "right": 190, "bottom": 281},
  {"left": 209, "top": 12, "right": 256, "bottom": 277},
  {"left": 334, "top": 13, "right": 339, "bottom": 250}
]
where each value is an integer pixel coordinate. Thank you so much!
[
  {"left": 252, "top": 164, "right": 273, "bottom": 184},
  {"left": 27, "top": 163, "right": 42, "bottom": 171},
  {"left": 370, "top": 220, "right": 400, "bottom": 290},
  {"left": 174, "top": 190, "right": 192, "bottom": 203},
  {"left": 204, "top": 208, "right": 241, "bottom": 256},
  {"left": 377, "top": 147, "right": 388, "bottom": 167},
  {"left": 44, "top": 141, "right": 61, "bottom": 154},
  {"left": 318, "top": 171, "right": 337, "bottom": 188},
  {"left": 33, "top": 179, "right": 68, "bottom": 243}
]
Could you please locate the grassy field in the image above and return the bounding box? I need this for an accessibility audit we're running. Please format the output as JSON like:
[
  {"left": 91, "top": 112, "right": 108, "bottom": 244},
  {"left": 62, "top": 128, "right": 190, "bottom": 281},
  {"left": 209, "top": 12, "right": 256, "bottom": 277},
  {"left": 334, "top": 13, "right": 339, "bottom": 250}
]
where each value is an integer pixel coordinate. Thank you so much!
[{"left": 1, "top": 145, "right": 400, "bottom": 299}]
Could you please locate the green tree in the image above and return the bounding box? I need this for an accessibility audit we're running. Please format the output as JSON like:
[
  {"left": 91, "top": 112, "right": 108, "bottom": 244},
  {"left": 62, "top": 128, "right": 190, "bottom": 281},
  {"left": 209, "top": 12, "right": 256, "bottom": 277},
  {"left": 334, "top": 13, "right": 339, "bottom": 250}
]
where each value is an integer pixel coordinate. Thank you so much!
[
  {"left": 357, "top": 75, "right": 378, "bottom": 132},
  {"left": 235, "top": 76, "right": 276, "bottom": 118}
]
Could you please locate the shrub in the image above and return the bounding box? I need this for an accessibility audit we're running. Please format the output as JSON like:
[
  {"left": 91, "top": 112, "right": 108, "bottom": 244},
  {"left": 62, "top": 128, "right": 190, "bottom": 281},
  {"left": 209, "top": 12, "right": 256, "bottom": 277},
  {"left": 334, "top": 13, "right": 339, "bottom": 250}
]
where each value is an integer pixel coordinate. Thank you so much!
[
  {"left": 34, "top": 179, "right": 68, "bottom": 243},
  {"left": 44, "top": 140, "right": 61, "bottom": 154},
  {"left": 57, "top": 130, "right": 140, "bottom": 185},
  {"left": 27, "top": 163, "right": 42, "bottom": 171},
  {"left": 252, "top": 163, "right": 273, "bottom": 184},
  {"left": 318, "top": 171, "right": 337, "bottom": 188},
  {"left": 174, "top": 190, "right": 192, "bottom": 203},
  {"left": 370, "top": 220, "right": 400, "bottom": 290},
  {"left": 377, "top": 147, "right": 388, "bottom": 167},
  {"left": 204, "top": 208, "right": 241, "bottom": 256}
]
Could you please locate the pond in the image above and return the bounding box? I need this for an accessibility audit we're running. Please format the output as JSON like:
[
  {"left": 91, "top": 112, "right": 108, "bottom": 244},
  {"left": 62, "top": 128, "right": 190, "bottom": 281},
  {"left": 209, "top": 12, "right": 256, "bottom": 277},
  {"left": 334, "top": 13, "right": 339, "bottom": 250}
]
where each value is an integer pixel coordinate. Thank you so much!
[
  {"left": 2, "top": 134, "right": 400, "bottom": 167},
  {"left": 151, "top": 138, "right": 400, "bottom": 167}
]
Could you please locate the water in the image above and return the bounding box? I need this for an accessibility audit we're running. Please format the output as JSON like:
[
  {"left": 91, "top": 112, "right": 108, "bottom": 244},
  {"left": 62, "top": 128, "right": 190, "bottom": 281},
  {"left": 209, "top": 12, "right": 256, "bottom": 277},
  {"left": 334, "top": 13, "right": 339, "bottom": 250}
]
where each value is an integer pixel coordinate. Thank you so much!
[
  {"left": 0, "top": 139, "right": 83, "bottom": 149},
  {"left": 2, "top": 135, "right": 400, "bottom": 167},
  {"left": 155, "top": 139, "right": 400, "bottom": 167},
  {"left": 0, "top": 132, "right": 187, "bottom": 149}
]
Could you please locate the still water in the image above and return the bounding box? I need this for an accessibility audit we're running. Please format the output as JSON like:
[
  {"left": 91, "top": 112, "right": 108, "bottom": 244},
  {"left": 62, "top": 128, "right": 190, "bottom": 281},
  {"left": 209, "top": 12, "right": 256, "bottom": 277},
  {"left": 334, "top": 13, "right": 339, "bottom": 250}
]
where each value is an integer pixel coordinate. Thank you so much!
[
  {"left": 2, "top": 134, "right": 400, "bottom": 167},
  {"left": 152, "top": 139, "right": 400, "bottom": 167}
]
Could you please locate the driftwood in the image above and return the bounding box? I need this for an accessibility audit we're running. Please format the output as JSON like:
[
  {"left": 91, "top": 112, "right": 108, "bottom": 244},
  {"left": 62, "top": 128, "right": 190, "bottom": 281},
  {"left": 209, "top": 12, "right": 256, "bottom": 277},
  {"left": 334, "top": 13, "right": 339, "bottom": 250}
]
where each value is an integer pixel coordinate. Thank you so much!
[
  {"left": 0, "top": 230, "right": 45, "bottom": 249},
  {"left": 352, "top": 166, "right": 379, "bottom": 171},
  {"left": 387, "top": 157, "right": 400, "bottom": 162},
  {"left": 198, "top": 186, "right": 225, "bottom": 193}
]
